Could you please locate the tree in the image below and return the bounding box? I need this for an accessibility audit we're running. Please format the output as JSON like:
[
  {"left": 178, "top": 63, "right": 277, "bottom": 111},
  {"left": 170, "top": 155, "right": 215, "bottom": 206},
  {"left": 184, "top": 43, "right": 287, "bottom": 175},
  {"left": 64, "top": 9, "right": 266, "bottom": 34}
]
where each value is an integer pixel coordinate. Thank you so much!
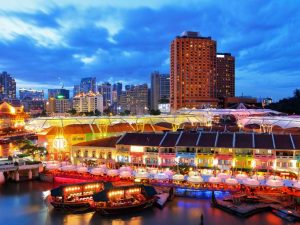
[
  {"left": 103, "top": 107, "right": 112, "bottom": 116},
  {"left": 150, "top": 109, "right": 161, "bottom": 115},
  {"left": 67, "top": 108, "right": 77, "bottom": 115},
  {"left": 159, "top": 98, "right": 169, "bottom": 104},
  {"left": 120, "top": 110, "right": 131, "bottom": 116},
  {"left": 268, "top": 89, "right": 300, "bottom": 115},
  {"left": 94, "top": 109, "right": 101, "bottom": 116}
]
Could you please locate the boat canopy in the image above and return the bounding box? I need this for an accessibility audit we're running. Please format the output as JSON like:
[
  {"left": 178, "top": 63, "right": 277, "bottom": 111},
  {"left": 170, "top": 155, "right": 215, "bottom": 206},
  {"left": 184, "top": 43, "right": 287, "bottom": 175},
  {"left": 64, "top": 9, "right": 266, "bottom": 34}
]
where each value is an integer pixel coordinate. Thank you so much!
[
  {"left": 50, "top": 181, "right": 103, "bottom": 197},
  {"left": 143, "top": 185, "right": 157, "bottom": 197},
  {"left": 93, "top": 190, "right": 109, "bottom": 202},
  {"left": 51, "top": 186, "right": 63, "bottom": 197},
  {"left": 93, "top": 184, "right": 157, "bottom": 202}
]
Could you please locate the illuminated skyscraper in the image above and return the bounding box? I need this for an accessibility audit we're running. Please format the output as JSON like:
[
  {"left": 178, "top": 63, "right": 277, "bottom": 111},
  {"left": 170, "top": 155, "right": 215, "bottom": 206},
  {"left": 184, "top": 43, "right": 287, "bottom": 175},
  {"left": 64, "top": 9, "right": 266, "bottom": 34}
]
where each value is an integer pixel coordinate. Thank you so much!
[
  {"left": 215, "top": 53, "right": 235, "bottom": 98},
  {"left": 0, "top": 71, "right": 16, "bottom": 100},
  {"left": 80, "top": 77, "right": 96, "bottom": 94},
  {"left": 170, "top": 31, "right": 217, "bottom": 110},
  {"left": 48, "top": 89, "right": 70, "bottom": 99},
  {"left": 150, "top": 71, "right": 170, "bottom": 110},
  {"left": 98, "top": 82, "right": 112, "bottom": 109},
  {"left": 19, "top": 88, "right": 44, "bottom": 100}
]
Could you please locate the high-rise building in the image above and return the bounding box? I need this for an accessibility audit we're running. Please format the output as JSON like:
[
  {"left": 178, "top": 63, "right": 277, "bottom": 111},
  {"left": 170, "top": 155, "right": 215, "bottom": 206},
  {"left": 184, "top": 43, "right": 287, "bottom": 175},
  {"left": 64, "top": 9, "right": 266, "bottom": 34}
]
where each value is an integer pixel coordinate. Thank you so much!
[
  {"left": 19, "top": 88, "right": 44, "bottom": 100},
  {"left": 98, "top": 82, "right": 112, "bottom": 109},
  {"left": 215, "top": 53, "right": 235, "bottom": 98},
  {"left": 125, "top": 84, "right": 134, "bottom": 91},
  {"left": 119, "top": 84, "right": 148, "bottom": 115},
  {"left": 55, "top": 99, "right": 71, "bottom": 113},
  {"left": 21, "top": 98, "right": 45, "bottom": 113},
  {"left": 150, "top": 71, "right": 170, "bottom": 110},
  {"left": 170, "top": 31, "right": 217, "bottom": 110},
  {"left": 80, "top": 77, "right": 96, "bottom": 94},
  {"left": 111, "top": 82, "right": 122, "bottom": 113},
  {"left": 0, "top": 71, "right": 16, "bottom": 100},
  {"left": 73, "top": 93, "right": 103, "bottom": 113},
  {"left": 48, "top": 89, "right": 70, "bottom": 99},
  {"left": 73, "top": 85, "right": 80, "bottom": 97},
  {"left": 113, "top": 83, "right": 122, "bottom": 100},
  {"left": 46, "top": 98, "right": 71, "bottom": 114}
]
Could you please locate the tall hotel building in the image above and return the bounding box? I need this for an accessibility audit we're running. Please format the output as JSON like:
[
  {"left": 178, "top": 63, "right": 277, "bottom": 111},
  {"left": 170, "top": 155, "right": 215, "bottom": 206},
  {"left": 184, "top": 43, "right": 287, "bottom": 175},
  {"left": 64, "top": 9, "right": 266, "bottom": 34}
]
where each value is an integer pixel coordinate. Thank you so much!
[
  {"left": 215, "top": 53, "right": 235, "bottom": 97},
  {"left": 170, "top": 31, "right": 218, "bottom": 110}
]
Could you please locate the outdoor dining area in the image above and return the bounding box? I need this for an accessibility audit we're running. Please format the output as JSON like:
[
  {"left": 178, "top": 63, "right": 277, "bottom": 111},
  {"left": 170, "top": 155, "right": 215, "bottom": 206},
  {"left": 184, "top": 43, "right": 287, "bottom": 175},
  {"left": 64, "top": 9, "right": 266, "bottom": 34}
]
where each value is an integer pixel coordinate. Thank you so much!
[{"left": 42, "top": 161, "right": 300, "bottom": 196}]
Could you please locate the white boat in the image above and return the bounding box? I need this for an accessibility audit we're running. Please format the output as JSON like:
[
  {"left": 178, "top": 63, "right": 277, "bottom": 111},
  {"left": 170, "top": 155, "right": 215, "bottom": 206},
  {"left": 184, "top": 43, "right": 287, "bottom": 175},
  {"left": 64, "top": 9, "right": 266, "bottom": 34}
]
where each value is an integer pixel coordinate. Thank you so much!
[{"left": 155, "top": 192, "right": 169, "bottom": 209}]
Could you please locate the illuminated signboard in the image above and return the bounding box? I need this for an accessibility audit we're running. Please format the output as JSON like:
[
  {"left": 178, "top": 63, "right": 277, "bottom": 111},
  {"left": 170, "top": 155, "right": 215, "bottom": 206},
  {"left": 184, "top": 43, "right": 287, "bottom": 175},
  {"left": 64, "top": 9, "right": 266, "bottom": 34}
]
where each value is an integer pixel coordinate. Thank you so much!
[
  {"left": 53, "top": 136, "right": 67, "bottom": 150},
  {"left": 130, "top": 146, "right": 144, "bottom": 153}
]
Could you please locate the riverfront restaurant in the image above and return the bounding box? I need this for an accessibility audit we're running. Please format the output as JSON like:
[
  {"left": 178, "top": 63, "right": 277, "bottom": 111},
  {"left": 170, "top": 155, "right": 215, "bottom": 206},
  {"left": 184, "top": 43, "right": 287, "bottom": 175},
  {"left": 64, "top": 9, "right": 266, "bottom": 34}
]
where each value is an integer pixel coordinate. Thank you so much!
[
  {"left": 0, "top": 101, "right": 27, "bottom": 131},
  {"left": 115, "top": 131, "right": 300, "bottom": 173},
  {"left": 37, "top": 123, "right": 169, "bottom": 160}
]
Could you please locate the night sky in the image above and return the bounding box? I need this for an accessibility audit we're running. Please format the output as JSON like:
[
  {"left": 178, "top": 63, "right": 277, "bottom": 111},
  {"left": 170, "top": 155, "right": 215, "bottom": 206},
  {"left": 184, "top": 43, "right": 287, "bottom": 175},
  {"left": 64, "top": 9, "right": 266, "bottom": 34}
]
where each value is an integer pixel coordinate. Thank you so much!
[{"left": 0, "top": 0, "right": 299, "bottom": 100}]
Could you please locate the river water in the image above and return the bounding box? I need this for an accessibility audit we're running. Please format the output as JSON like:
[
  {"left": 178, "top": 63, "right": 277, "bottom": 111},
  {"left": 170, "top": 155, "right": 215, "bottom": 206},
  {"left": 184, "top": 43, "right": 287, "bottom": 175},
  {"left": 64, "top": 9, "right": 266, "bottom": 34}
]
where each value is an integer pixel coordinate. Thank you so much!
[{"left": 0, "top": 181, "right": 292, "bottom": 225}]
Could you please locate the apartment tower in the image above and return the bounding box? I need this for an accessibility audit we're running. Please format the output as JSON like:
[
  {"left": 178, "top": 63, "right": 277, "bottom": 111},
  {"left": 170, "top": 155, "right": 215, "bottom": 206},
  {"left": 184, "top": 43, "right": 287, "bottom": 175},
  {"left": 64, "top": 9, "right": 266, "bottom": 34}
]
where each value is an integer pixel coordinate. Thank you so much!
[{"left": 170, "top": 31, "right": 217, "bottom": 111}]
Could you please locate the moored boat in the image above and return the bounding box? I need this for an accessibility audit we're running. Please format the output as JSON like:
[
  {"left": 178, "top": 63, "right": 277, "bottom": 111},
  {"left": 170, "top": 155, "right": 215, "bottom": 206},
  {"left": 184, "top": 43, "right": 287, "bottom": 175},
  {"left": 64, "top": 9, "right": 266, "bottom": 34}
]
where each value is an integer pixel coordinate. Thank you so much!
[
  {"left": 50, "top": 181, "right": 103, "bottom": 212},
  {"left": 92, "top": 183, "right": 157, "bottom": 215}
]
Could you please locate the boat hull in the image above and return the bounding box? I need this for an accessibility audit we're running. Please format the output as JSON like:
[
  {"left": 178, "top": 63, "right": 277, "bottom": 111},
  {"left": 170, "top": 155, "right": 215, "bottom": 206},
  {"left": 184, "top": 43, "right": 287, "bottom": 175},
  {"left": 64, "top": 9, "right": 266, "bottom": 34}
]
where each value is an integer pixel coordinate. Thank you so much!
[
  {"left": 50, "top": 201, "right": 91, "bottom": 212},
  {"left": 94, "top": 198, "right": 155, "bottom": 215}
]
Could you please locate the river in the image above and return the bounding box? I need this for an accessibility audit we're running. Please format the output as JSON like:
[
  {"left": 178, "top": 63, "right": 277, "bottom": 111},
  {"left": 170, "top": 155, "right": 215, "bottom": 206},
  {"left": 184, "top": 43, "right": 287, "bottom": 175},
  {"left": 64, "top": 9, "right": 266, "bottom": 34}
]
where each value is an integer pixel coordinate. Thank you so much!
[{"left": 0, "top": 181, "right": 293, "bottom": 225}]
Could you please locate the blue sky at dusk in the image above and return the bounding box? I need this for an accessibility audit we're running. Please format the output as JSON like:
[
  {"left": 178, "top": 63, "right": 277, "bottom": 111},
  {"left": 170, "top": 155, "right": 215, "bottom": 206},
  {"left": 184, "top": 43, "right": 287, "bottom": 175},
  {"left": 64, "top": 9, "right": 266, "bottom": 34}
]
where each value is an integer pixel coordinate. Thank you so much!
[{"left": 0, "top": 0, "right": 299, "bottom": 100}]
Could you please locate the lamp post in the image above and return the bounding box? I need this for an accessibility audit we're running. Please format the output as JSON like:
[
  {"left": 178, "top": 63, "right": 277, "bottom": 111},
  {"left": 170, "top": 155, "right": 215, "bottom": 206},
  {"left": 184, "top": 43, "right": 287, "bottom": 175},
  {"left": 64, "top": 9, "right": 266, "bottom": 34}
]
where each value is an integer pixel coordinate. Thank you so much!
[
  {"left": 213, "top": 158, "right": 218, "bottom": 176},
  {"left": 231, "top": 159, "right": 236, "bottom": 177}
]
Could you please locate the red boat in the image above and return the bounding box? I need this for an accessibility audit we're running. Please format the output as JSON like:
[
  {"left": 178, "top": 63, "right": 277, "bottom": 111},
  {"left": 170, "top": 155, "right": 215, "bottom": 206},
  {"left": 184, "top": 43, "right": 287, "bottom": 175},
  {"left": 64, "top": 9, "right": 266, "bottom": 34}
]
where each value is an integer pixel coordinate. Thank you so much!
[
  {"left": 92, "top": 183, "right": 157, "bottom": 215},
  {"left": 50, "top": 182, "right": 103, "bottom": 212}
]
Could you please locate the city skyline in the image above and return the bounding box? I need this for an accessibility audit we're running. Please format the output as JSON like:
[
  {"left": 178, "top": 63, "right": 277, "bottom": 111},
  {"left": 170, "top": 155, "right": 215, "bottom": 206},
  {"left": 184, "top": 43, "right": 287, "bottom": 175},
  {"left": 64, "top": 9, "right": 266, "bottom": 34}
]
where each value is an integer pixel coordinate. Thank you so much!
[{"left": 0, "top": 1, "right": 299, "bottom": 100}]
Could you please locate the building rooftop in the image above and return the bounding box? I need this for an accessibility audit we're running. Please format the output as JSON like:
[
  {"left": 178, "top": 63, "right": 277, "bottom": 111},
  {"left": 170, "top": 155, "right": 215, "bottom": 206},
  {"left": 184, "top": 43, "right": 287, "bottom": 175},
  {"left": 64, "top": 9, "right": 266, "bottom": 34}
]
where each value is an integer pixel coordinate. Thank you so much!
[
  {"left": 73, "top": 136, "right": 121, "bottom": 148},
  {"left": 117, "top": 132, "right": 164, "bottom": 146},
  {"left": 116, "top": 131, "right": 300, "bottom": 150}
]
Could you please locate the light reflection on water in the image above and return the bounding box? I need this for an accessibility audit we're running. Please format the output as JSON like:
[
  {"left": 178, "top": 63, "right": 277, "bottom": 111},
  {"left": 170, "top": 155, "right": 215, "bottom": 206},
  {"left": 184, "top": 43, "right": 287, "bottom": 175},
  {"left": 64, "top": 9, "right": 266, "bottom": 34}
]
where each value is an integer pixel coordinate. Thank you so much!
[{"left": 0, "top": 181, "right": 292, "bottom": 225}]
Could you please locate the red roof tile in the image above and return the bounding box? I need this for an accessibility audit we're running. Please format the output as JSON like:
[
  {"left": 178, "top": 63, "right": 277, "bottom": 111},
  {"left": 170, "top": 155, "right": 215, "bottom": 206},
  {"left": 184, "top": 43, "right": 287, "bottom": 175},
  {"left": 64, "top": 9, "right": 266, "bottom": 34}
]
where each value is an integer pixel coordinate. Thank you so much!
[
  {"left": 235, "top": 133, "right": 253, "bottom": 148},
  {"left": 73, "top": 136, "right": 121, "bottom": 147},
  {"left": 254, "top": 134, "right": 274, "bottom": 149},
  {"left": 197, "top": 132, "right": 217, "bottom": 147},
  {"left": 274, "top": 134, "right": 294, "bottom": 149},
  {"left": 216, "top": 133, "right": 234, "bottom": 148},
  {"left": 160, "top": 133, "right": 180, "bottom": 147},
  {"left": 176, "top": 132, "right": 199, "bottom": 146}
]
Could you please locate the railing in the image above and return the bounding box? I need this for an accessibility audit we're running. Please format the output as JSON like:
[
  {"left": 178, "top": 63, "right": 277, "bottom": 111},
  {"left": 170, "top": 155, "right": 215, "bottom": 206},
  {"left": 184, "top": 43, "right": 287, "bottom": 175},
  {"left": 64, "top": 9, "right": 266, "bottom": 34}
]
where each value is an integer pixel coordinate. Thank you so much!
[
  {"left": 19, "top": 164, "right": 41, "bottom": 170},
  {"left": 0, "top": 164, "right": 17, "bottom": 171},
  {"left": 275, "top": 156, "right": 294, "bottom": 159}
]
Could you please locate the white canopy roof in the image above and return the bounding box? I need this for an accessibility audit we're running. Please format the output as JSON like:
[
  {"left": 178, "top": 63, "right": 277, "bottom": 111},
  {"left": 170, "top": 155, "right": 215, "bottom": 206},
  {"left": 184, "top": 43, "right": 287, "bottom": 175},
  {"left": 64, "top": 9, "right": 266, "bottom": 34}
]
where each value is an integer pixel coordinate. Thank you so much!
[
  {"left": 268, "top": 175, "right": 282, "bottom": 180},
  {"left": 60, "top": 165, "right": 76, "bottom": 171},
  {"left": 187, "top": 175, "right": 203, "bottom": 184},
  {"left": 119, "top": 166, "right": 132, "bottom": 172},
  {"left": 225, "top": 178, "right": 238, "bottom": 185},
  {"left": 188, "top": 171, "right": 199, "bottom": 176},
  {"left": 45, "top": 163, "right": 60, "bottom": 170},
  {"left": 293, "top": 182, "right": 300, "bottom": 190},
  {"left": 149, "top": 168, "right": 158, "bottom": 175},
  {"left": 107, "top": 169, "right": 119, "bottom": 177},
  {"left": 239, "top": 116, "right": 300, "bottom": 129},
  {"left": 154, "top": 172, "right": 169, "bottom": 180},
  {"left": 252, "top": 175, "right": 265, "bottom": 181},
  {"left": 120, "top": 171, "right": 132, "bottom": 178},
  {"left": 77, "top": 166, "right": 88, "bottom": 173},
  {"left": 244, "top": 178, "right": 260, "bottom": 187},
  {"left": 90, "top": 167, "right": 106, "bottom": 175},
  {"left": 172, "top": 174, "right": 184, "bottom": 181},
  {"left": 266, "top": 179, "right": 284, "bottom": 188},
  {"left": 208, "top": 176, "right": 221, "bottom": 184},
  {"left": 217, "top": 173, "right": 230, "bottom": 179},
  {"left": 164, "top": 169, "right": 174, "bottom": 176},
  {"left": 135, "top": 171, "right": 149, "bottom": 179},
  {"left": 236, "top": 174, "right": 249, "bottom": 181}
]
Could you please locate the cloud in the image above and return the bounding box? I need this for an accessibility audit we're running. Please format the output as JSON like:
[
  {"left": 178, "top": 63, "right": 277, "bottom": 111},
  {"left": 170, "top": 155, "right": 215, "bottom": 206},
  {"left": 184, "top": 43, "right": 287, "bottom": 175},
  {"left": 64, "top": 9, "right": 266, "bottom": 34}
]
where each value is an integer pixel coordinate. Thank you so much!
[{"left": 0, "top": 0, "right": 299, "bottom": 100}]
